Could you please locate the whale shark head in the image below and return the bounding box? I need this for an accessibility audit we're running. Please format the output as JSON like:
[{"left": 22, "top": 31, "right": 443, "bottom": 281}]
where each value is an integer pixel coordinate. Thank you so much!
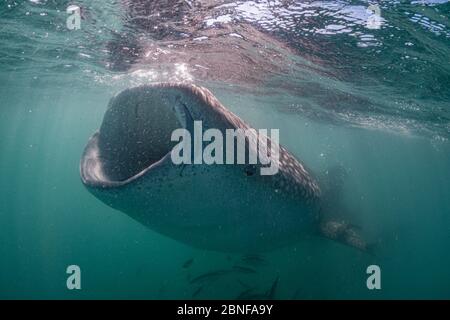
[
  {"left": 80, "top": 83, "right": 324, "bottom": 252},
  {"left": 81, "top": 83, "right": 292, "bottom": 187},
  {"left": 81, "top": 84, "right": 187, "bottom": 186}
]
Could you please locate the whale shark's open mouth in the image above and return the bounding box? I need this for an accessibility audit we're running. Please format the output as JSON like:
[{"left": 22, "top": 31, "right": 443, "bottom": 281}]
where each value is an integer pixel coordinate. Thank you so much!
[{"left": 81, "top": 85, "right": 187, "bottom": 187}]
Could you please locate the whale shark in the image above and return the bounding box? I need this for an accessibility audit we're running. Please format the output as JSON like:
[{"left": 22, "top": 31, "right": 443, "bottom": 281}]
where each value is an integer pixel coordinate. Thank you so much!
[{"left": 80, "top": 83, "right": 368, "bottom": 252}]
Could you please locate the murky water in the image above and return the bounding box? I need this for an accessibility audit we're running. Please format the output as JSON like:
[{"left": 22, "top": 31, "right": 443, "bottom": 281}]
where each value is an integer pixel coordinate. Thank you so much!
[{"left": 1, "top": 0, "right": 449, "bottom": 299}]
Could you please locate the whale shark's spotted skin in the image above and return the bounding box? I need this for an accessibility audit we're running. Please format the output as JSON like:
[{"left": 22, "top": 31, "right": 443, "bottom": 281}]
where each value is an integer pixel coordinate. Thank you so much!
[{"left": 160, "top": 83, "right": 321, "bottom": 202}]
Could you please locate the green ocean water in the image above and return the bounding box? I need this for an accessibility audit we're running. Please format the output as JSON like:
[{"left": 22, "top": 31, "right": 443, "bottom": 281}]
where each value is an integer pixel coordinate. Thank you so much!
[{"left": 1, "top": 0, "right": 450, "bottom": 299}]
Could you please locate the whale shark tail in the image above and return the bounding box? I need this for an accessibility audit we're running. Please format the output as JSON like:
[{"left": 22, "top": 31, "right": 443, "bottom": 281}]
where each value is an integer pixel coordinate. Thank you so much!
[{"left": 318, "top": 166, "right": 374, "bottom": 253}]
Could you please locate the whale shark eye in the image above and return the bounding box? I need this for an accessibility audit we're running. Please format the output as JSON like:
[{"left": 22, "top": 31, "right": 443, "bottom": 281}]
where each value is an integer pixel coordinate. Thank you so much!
[{"left": 244, "top": 165, "right": 257, "bottom": 177}]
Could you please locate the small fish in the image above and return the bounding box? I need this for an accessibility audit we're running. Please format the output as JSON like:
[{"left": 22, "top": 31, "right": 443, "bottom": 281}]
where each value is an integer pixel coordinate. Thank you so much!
[
  {"left": 189, "top": 270, "right": 232, "bottom": 284},
  {"left": 182, "top": 258, "right": 194, "bottom": 269},
  {"left": 233, "top": 265, "right": 257, "bottom": 274},
  {"left": 192, "top": 286, "right": 204, "bottom": 298},
  {"left": 266, "top": 276, "right": 279, "bottom": 300},
  {"left": 236, "top": 288, "right": 256, "bottom": 300},
  {"left": 190, "top": 265, "right": 258, "bottom": 285},
  {"left": 236, "top": 276, "right": 280, "bottom": 300},
  {"left": 241, "top": 254, "right": 267, "bottom": 266},
  {"left": 236, "top": 279, "right": 252, "bottom": 289}
]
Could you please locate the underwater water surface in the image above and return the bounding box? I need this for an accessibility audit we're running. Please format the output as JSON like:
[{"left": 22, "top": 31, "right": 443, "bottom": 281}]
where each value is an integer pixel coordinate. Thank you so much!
[{"left": 1, "top": 0, "right": 450, "bottom": 299}]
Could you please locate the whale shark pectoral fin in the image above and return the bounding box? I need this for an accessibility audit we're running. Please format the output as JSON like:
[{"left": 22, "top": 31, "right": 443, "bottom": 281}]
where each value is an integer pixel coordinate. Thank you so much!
[
  {"left": 319, "top": 219, "right": 375, "bottom": 254},
  {"left": 317, "top": 165, "right": 376, "bottom": 253}
]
